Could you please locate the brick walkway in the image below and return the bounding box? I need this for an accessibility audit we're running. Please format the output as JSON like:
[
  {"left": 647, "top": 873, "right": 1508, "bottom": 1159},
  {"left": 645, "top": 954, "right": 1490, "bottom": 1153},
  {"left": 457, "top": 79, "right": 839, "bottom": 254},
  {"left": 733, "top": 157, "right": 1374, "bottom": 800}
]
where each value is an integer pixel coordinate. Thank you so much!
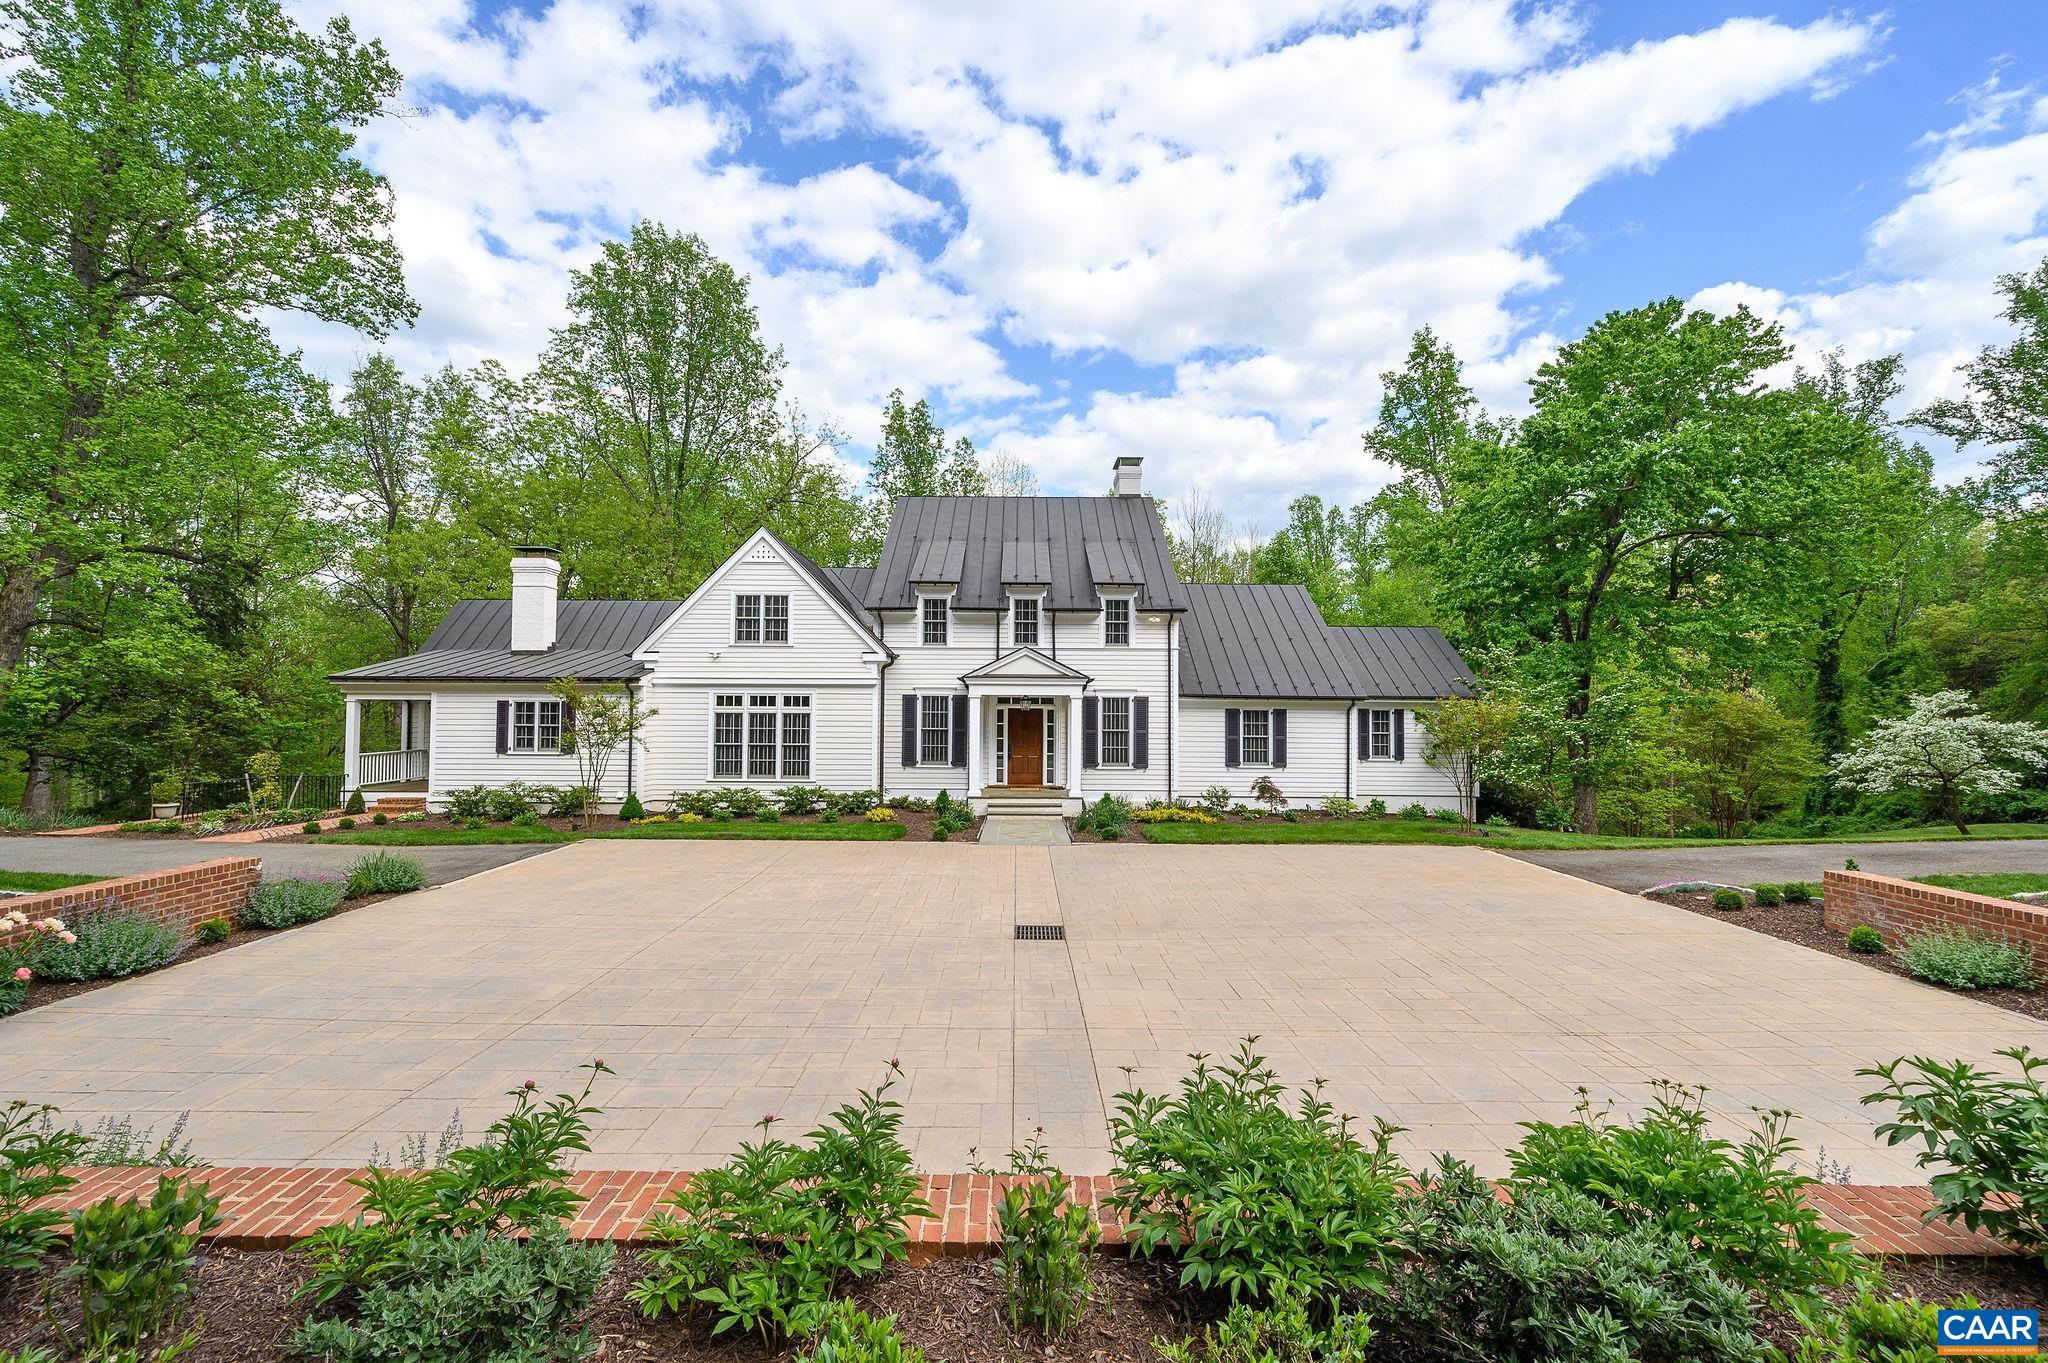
[
  {"left": 2, "top": 842, "right": 2043, "bottom": 1176},
  {"left": 37, "top": 1165, "right": 2013, "bottom": 1259}
]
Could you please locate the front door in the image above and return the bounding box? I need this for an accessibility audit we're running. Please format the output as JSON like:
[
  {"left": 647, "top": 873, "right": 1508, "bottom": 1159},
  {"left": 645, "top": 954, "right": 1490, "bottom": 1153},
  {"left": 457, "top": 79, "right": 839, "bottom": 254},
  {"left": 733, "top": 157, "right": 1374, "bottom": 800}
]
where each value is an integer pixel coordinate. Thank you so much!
[{"left": 1008, "top": 708, "right": 1044, "bottom": 787}]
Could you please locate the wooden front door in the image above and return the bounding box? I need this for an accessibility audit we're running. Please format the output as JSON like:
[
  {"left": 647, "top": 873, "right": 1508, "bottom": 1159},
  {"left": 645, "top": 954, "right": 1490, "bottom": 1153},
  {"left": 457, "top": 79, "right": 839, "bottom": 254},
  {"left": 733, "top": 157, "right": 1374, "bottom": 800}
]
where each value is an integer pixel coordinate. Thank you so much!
[{"left": 1008, "top": 709, "right": 1044, "bottom": 787}]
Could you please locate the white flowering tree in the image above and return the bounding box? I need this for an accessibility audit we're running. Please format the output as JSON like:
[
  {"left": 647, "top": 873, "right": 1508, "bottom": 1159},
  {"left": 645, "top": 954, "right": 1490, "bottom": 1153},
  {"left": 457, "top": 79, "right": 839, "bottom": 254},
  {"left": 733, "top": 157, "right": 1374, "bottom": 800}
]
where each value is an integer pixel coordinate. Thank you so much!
[{"left": 1831, "top": 691, "right": 2048, "bottom": 833}]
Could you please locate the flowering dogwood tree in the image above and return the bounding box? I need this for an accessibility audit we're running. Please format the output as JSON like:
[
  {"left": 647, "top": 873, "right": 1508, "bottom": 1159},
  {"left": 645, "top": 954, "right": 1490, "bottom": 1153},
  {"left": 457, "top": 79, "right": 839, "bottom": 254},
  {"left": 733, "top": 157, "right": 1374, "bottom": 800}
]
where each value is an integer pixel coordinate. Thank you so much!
[{"left": 1831, "top": 691, "right": 2048, "bottom": 833}]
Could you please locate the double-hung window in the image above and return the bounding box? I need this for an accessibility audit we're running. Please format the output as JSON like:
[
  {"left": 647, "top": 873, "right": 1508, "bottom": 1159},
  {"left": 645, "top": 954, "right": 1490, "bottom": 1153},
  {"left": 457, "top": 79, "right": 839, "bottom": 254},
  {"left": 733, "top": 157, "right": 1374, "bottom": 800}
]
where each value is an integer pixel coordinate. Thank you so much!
[
  {"left": 1102, "top": 597, "right": 1132, "bottom": 646},
  {"left": 734, "top": 593, "right": 790, "bottom": 644},
  {"left": 1100, "top": 696, "right": 1132, "bottom": 766},
  {"left": 919, "top": 694, "right": 952, "bottom": 765},
  {"left": 1369, "top": 709, "right": 1392, "bottom": 758},
  {"left": 713, "top": 692, "right": 812, "bottom": 779},
  {"left": 511, "top": 699, "right": 564, "bottom": 752},
  {"left": 921, "top": 596, "right": 950, "bottom": 646},
  {"left": 1011, "top": 596, "right": 1039, "bottom": 647},
  {"left": 1240, "top": 708, "right": 1271, "bottom": 766}
]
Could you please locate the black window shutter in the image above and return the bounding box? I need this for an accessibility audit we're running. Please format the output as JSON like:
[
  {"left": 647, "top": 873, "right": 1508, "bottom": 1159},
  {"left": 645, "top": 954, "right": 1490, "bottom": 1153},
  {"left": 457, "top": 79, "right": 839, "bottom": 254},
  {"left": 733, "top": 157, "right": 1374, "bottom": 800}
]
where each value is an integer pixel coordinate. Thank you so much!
[
  {"left": 1223, "top": 707, "right": 1240, "bottom": 768},
  {"left": 951, "top": 694, "right": 968, "bottom": 767},
  {"left": 1272, "top": 709, "right": 1288, "bottom": 767},
  {"left": 496, "top": 700, "right": 510, "bottom": 754},
  {"left": 901, "top": 694, "right": 919, "bottom": 767},
  {"left": 1393, "top": 708, "right": 1406, "bottom": 761},
  {"left": 1132, "top": 697, "right": 1150, "bottom": 769},
  {"left": 1082, "top": 695, "right": 1099, "bottom": 769},
  {"left": 1358, "top": 708, "right": 1370, "bottom": 760}
]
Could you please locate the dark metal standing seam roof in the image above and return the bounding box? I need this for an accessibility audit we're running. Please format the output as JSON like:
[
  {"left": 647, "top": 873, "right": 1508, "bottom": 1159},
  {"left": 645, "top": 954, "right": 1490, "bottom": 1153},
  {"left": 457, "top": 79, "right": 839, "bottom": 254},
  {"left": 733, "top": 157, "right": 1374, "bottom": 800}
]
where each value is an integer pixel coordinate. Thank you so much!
[
  {"left": 1177, "top": 584, "right": 1474, "bottom": 700},
  {"left": 765, "top": 532, "right": 880, "bottom": 640},
  {"left": 863, "top": 496, "right": 1191, "bottom": 612},
  {"left": 1328, "top": 626, "right": 1475, "bottom": 699},
  {"left": 328, "top": 598, "right": 683, "bottom": 682}
]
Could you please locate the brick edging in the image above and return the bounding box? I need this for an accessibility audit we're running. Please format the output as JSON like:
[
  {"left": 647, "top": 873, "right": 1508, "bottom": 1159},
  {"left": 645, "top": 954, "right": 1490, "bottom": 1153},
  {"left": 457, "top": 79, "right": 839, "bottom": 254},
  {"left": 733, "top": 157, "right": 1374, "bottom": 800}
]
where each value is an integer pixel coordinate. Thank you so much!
[{"left": 31, "top": 1167, "right": 2015, "bottom": 1259}]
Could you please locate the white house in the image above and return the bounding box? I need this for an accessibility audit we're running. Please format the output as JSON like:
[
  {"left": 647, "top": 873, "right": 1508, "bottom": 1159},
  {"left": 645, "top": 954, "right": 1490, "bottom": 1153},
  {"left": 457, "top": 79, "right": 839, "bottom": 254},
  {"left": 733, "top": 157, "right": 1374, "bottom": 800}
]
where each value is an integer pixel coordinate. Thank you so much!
[{"left": 331, "top": 457, "right": 1475, "bottom": 815}]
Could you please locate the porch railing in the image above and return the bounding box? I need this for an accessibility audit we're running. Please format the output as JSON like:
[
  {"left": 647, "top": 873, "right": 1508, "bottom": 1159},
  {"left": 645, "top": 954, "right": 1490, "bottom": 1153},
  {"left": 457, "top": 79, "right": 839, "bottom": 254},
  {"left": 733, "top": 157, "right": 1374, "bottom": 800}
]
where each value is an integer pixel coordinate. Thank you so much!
[{"left": 359, "top": 747, "right": 428, "bottom": 785}]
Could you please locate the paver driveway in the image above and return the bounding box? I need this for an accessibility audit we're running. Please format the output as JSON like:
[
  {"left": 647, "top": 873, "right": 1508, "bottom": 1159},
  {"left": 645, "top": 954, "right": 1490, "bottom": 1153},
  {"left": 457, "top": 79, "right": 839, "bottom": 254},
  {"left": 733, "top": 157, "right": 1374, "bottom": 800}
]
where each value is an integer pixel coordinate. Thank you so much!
[{"left": 0, "top": 841, "right": 2041, "bottom": 1178}]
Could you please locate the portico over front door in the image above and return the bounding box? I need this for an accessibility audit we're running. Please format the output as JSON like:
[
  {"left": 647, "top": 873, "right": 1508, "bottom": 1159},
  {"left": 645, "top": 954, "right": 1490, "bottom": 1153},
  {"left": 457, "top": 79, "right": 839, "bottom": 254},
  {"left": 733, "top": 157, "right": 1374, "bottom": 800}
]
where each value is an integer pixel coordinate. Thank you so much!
[{"left": 1008, "top": 708, "right": 1044, "bottom": 786}]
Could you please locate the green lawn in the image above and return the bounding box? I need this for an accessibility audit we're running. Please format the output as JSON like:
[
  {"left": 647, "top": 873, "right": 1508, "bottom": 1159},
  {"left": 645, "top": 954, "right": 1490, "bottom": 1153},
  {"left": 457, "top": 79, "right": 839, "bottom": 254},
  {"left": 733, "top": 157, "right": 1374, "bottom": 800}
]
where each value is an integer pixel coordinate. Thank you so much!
[
  {"left": 1137, "top": 820, "right": 2048, "bottom": 851},
  {"left": 0, "top": 869, "right": 103, "bottom": 893},
  {"left": 1913, "top": 872, "right": 2048, "bottom": 900},
  {"left": 312, "top": 821, "right": 907, "bottom": 846}
]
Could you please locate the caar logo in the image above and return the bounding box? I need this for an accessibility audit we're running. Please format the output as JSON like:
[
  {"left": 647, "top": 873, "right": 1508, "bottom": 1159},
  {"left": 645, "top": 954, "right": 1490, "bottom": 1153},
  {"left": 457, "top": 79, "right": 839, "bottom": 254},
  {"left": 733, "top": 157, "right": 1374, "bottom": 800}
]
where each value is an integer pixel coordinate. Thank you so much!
[{"left": 1939, "top": 1309, "right": 2040, "bottom": 1356}]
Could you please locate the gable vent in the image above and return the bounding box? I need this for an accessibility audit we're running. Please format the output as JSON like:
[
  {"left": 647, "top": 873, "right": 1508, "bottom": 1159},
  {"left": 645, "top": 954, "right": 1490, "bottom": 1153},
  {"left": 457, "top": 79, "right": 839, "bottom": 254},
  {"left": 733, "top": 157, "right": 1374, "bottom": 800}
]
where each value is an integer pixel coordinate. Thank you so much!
[
  {"left": 746, "top": 543, "right": 777, "bottom": 562},
  {"left": 1014, "top": 924, "right": 1065, "bottom": 941}
]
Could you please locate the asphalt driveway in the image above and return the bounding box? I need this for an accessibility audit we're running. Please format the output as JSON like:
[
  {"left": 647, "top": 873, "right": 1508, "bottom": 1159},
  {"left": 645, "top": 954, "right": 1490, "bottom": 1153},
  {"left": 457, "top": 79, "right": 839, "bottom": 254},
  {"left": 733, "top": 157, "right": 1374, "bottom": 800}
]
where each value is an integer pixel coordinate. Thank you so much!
[
  {"left": 0, "top": 842, "right": 2037, "bottom": 1178},
  {"left": 0, "top": 835, "right": 553, "bottom": 886},
  {"left": 1511, "top": 837, "right": 2048, "bottom": 893}
]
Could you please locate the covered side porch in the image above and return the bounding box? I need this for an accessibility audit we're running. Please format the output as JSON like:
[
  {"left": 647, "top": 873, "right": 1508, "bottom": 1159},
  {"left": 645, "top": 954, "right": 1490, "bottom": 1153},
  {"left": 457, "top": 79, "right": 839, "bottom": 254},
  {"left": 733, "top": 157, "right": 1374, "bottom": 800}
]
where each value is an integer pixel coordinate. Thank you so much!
[
  {"left": 342, "top": 695, "right": 431, "bottom": 799},
  {"left": 961, "top": 649, "right": 1089, "bottom": 815}
]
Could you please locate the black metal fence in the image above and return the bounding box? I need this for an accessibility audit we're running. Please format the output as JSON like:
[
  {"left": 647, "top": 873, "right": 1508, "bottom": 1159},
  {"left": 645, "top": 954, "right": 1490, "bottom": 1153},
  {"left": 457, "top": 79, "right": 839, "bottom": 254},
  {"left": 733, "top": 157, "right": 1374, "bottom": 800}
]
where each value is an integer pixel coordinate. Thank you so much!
[{"left": 176, "top": 771, "right": 345, "bottom": 814}]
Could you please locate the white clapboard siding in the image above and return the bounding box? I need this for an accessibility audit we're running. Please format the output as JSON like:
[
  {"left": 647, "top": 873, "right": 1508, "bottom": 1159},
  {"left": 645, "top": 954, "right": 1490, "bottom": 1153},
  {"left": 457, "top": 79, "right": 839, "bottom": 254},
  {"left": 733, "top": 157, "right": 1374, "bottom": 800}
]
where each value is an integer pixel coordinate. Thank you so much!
[
  {"left": 427, "top": 686, "right": 634, "bottom": 805},
  {"left": 1352, "top": 704, "right": 1467, "bottom": 813},
  {"left": 1178, "top": 699, "right": 1349, "bottom": 807},
  {"left": 1055, "top": 610, "right": 1173, "bottom": 802},
  {"left": 638, "top": 544, "right": 877, "bottom": 686},
  {"left": 639, "top": 682, "right": 876, "bottom": 801}
]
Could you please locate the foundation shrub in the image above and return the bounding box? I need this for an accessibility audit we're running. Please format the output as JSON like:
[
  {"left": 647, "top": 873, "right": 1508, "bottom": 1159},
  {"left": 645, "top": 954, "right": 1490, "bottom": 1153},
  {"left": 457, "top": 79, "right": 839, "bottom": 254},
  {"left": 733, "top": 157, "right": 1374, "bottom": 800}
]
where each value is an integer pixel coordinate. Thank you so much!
[
  {"left": 1712, "top": 887, "right": 1746, "bottom": 910},
  {"left": 713, "top": 787, "right": 770, "bottom": 819},
  {"left": 303, "top": 821, "right": 324, "bottom": 834},
  {"left": 1132, "top": 807, "right": 1217, "bottom": 824},
  {"left": 1076, "top": 794, "right": 1132, "bottom": 840},
  {"left": 1782, "top": 881, "right": 1818, "bottom": 903},
  {"left": 1107, "top": 1038, "right": 1407, "bottom": 1306},
  {"left": 1893, "top": 929, "right": 2036, "bottom": 990},
  {"left": 1398, "top": 801, "right": 1429, "bottom": 821},
  {"left": 1753, "top": 883, "right": 1784, "bottom": 906},
  {"left": 196, "top": 917, "right": 232, "bottom": 944},
  {"left": 343, "top": 789, "right": 367, "bottom": 816},
  {"left": 862, "top": 808, "right": 895, "bottom": 824},
  {"left": 1196, "top": 786, "right": 1232, "bottom": 814},
  {"left": 1380, "top": 1160, "right": 1766, "bottom": 1363},
  {"left": 827, "top": 790, "right": 880, "bottom": 816},
  {"left": 775, "top": 786, "right": 829, "bottom": 816},
  {"left": 618, "top": 792, "right": 646, "bottom": 821},
  {"left": 1846, "top": 925, "right": 1886, "bottom": 953},
  {"left": 246, "top": 877, "right": 348, "bottom": 929},
  {"left": 27, "top": 907, "right": 184, "bottom": 981},
  {"left": 1504, "top": 1081, "right": 1858, "bottom": 1300},
  {"left": 1861, "top": 1046, "right": 2048, "bottom": 1255},
  {"left": 371, "top": 812, "right": 389, "bottom": 826},
  {"left": 1318, "top": 797, "right": 1357, "bottom": 818},
  {"left": 630, "top": 1065, "right": 928, "bottom": 1342}
]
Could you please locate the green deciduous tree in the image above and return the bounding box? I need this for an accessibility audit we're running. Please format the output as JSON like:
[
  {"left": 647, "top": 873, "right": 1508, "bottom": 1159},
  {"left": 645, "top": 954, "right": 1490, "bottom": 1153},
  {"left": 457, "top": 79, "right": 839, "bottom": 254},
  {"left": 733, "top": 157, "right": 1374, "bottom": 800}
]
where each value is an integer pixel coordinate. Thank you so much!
[
  {"left": 1679, "top": 689, "right": 1820, "bottom": 838},
  {"left": 0, "top": 0, "right": 411, "bottom": 682}
]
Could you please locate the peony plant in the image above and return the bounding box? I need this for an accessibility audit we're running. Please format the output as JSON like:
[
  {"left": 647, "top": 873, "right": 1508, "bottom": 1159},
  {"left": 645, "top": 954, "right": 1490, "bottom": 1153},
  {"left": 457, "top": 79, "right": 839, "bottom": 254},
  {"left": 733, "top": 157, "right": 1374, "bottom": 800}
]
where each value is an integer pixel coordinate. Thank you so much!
[{"left": 0, "top": 911, "right": 76, "bottom": 1013}]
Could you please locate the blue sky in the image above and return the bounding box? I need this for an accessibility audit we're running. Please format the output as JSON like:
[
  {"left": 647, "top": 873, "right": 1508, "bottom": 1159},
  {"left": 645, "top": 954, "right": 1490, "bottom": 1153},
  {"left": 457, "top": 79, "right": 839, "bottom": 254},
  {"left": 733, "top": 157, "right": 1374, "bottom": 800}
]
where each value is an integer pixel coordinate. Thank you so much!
[{"left": 282, "top": 0, "right": 2048, "bottom": 528}]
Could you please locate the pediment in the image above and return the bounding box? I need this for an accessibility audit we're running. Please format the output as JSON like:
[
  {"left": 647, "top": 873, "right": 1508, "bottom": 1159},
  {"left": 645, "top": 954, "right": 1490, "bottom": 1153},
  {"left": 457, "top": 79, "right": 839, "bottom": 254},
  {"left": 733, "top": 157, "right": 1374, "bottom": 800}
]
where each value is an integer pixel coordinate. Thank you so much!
[{"left": 960, "top": 646, "right": 1092, "bottom": 684}]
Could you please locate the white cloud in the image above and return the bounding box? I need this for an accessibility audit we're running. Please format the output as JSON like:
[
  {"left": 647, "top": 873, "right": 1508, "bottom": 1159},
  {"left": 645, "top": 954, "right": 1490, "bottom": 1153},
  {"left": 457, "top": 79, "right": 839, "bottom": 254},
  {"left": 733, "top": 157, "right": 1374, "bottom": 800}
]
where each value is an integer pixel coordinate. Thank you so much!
[
  {"left": 282, "top": 0, "right": 1889, "bottom": 516},
  {"left": 1695, "top": 76, "right": 2048, "bottom": 472}
]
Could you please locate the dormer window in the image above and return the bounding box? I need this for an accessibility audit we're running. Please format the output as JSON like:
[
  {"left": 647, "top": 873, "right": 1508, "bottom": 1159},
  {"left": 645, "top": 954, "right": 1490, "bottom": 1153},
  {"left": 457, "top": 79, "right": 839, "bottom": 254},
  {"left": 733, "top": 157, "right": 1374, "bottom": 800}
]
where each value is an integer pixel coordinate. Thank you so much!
[
  {"left": 1010, "top": 595, "right": 1040, "bottom": 648},
  {"left": 735, "top": 593, "right": 789, "bottom": 644},
  {"left": 1102, "top": 596, "right": 1132, "bottom": 646},
  {"left": 921, "top": 594, "right": 951, "bottom": 646}
]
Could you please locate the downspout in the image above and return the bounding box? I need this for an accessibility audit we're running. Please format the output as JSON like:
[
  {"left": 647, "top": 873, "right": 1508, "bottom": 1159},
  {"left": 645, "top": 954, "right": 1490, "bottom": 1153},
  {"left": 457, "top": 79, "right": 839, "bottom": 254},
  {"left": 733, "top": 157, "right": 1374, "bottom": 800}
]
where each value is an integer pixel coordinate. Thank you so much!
[
  {"left": 1344, "top": 700, "right": 1356, "bottom": 800},
  {"left": 626, "top": 682, "right": 638, "bottom": 801},
  {"left": 876, "top": 616, "right": 890, "bottom": 799},
  {"left": 1165, "top": 614, "right": 1175, "bottom": 805}
]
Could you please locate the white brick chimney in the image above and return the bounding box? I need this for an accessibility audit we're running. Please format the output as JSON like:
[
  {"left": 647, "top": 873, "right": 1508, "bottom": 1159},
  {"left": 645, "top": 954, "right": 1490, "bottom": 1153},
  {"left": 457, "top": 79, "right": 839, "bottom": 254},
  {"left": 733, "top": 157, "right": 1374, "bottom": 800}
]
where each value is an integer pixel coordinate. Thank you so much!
[
  {"left": 510, "top": 547, "right": 560, "bottom": 652},
  {"left": 1113, "top": 456, "right": 1144, "bottom": 496}
]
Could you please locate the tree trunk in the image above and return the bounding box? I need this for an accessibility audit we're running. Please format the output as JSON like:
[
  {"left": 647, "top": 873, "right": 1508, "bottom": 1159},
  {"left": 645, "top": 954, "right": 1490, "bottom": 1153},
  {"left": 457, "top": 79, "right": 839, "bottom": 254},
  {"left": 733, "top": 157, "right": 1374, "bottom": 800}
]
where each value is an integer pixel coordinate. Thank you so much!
[
  {"left": 21, "top": 752, "right": 54, "bottom": 817},
  {"left": 1572, "top": 781, "right": 1599, "bottom": 836},
  {"left": 1805, "top": 612, "right": 1848, "bottom": 819}
]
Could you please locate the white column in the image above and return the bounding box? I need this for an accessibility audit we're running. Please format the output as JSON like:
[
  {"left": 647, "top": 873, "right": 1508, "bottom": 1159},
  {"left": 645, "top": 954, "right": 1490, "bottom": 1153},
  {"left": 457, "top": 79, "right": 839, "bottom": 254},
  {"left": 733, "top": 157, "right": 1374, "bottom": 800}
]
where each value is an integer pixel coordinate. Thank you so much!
[
  {"left": 343, "top": 697, "right": 363, "bottom": 795},
  {"left": 966, "top": 692, "right": 983, "bottom": 796},
  {"left": 1067, "top": 693, "right": 1084, "bottom": 799}
]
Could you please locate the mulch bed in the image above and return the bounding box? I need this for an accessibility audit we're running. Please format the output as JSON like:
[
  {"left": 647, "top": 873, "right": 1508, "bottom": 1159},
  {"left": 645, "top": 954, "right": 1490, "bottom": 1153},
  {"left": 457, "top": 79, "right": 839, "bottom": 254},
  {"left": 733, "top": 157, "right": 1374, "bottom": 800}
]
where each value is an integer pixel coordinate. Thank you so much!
[
  {"left": 0, "top": 1249, "right": 1199, "bottom": 1363},
  {"left": 6, "top": 892, "right": 401, "bottom": 1017},
  {"left": 1648, "top": 891, "right": 2048, "bottom": 1022},
  {"left": 1, "top": 1245, "right": 2039, "bottom": 1362},
  {"left": 273, "top": 810, "right": 978, "bottom": 842}
]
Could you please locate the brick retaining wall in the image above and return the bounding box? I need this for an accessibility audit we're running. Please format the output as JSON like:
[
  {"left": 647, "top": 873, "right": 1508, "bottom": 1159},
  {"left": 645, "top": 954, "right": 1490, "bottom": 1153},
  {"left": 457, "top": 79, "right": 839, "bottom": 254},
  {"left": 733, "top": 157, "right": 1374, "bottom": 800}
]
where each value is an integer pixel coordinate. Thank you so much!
[
  {"left": 0, "top": 857, "right": 261, "bottom": 949},
  {"left": 33, "top": 1166, "right": 2016, "bottom": 1259},
  {"left": 1822, "top": 869, "right": 2048, "bottom": 968}
]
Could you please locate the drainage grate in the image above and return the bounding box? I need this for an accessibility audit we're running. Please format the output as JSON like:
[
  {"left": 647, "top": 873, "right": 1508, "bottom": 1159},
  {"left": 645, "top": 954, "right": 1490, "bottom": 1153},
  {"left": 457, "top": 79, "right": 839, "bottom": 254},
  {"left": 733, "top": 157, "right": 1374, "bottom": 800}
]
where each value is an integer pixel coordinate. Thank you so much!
[{"left": 1014, "top": 923, "right": 1066, "bottom": 941}]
